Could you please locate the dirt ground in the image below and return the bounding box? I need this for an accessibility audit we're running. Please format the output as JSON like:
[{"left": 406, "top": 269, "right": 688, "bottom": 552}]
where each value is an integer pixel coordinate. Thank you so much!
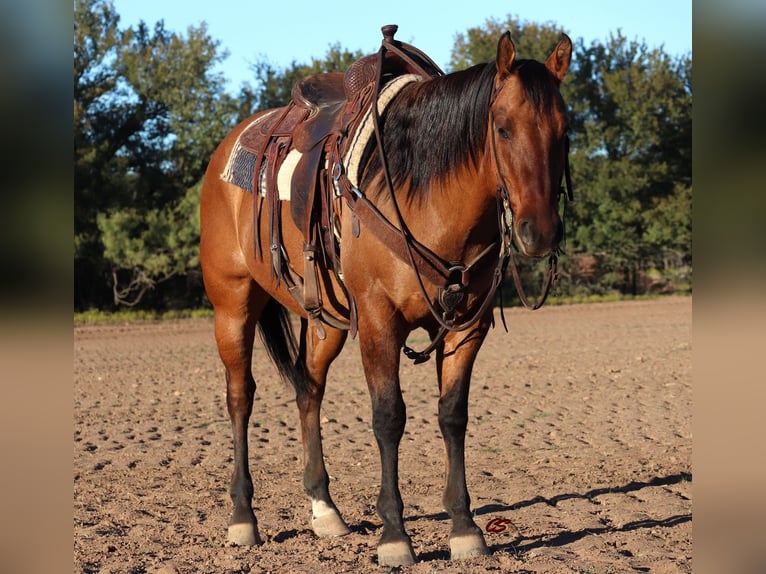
[{"left": 74, "top": 296, "right": 692, "bottom": 573}]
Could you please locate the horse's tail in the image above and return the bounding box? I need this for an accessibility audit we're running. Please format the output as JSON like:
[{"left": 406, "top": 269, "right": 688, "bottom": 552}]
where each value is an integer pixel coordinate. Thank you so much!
[{"left": 256, "top": 299, "right": 310, "bottom": 396}]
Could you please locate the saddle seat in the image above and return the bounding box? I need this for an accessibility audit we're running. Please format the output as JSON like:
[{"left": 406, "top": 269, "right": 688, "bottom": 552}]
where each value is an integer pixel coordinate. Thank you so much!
[
  {"left": 288, "top": 53, "right": 384, "bottom": 233},
  {"left": 292, "top": 72, "right": 346, "bottom": 108},
  {"left": 291, "top": 72, "right": 346, "bottom": 153},
  {"left": 290, "top": 40, "right": 439, "bottom": 155}
]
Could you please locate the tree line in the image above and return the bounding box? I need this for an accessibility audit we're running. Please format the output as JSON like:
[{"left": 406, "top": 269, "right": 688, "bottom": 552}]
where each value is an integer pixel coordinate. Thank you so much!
[{"left": 74, "top": 0, "right": 691, "bottom": 311}]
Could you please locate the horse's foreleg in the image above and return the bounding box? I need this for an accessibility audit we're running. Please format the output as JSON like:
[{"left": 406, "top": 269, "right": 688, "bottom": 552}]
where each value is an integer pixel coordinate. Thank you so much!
[
  {"left": 358, "top": 317, "right": 416, "bottom": 567},
  {"left": 437, "top": 326, "right": 491, "bottom": 560},
  {"left": 296, "top": 319, "right": 350, "bottom": 537},
  {"left": 215, "top": 303, "right": 262, "bottom": 546}
]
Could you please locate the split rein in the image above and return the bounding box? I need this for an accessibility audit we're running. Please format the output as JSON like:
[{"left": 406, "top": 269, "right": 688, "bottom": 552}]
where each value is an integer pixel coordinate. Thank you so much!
[{"left": 340, "top": 38, "right": 574, "bottom": 364}]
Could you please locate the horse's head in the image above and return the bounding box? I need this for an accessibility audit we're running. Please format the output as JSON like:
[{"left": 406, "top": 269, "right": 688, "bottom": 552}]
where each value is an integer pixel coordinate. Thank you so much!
[{"left": 490, "top": 32, "right": 572, "bottom": 257}]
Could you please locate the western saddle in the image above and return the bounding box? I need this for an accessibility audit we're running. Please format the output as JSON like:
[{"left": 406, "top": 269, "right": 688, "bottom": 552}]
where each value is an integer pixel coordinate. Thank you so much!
[{"left": 242, "top": 25, "right": 443, "bottom": 338}]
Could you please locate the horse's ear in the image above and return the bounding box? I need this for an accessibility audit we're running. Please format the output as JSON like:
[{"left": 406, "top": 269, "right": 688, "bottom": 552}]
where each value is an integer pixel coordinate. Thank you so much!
[
  {"left": 545, "top": 33, "right": 572, "bottom": 82},
  {"left": 495, "top": 31, "right": 516, "bottom": 81}
]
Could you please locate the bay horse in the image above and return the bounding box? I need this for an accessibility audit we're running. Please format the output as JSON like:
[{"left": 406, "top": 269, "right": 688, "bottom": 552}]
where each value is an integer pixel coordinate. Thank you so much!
[{"left": 200, "top": 27, "right": 572, "bottom": 567}]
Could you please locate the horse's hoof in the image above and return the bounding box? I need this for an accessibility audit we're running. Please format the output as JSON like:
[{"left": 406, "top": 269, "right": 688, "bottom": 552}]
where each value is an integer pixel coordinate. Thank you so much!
[
  {"left": 312, "top": 511, "right": 351, "bottom": 537},
  {"left": 450, "top": 532, "right": 490, "bottom": 560},
  {"left": 377, "top": 540, "right": 417, "bottom": 567},
  {"left": 311, "top": 500, "right": 351, "bottom": 537},
  {"left": 227, "top": 522, "right": 261, "bottom": 546}
]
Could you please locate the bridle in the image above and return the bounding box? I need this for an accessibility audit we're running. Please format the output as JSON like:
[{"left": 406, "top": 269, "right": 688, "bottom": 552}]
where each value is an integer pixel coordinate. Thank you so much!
[
  {"left": 488, "top": 76, "right": 575, "bottom": 313},
  {"left": 340, "top": 38, "right": 574, "bottom": 363}
]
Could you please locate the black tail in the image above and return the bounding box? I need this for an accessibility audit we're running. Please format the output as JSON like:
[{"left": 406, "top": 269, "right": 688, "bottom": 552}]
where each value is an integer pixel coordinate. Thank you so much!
[{"left": 256, "top": 299, "right": 310, "bottom": 396}]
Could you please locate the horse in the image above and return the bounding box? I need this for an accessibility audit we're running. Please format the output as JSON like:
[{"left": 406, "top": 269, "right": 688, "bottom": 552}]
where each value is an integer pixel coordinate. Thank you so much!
[{"left": 200, "top": 26, "right": 573, "bottom": 567}]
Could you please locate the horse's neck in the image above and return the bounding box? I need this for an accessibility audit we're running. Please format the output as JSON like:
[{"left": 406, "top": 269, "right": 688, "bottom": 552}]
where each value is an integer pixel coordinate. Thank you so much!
[
  {"left": 378, "top": 69, "right": 499, "bottom": 257},
  {"left": 402, "top": 165, "right": 498, "bottom": 260}
]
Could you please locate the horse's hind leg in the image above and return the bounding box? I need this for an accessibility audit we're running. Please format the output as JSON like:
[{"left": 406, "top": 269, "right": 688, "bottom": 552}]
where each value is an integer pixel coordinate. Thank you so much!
[
  {"left": 295, "top": 319, "right": 350, "bottom": 536},
  {"left": 210, "top": 279, "right": 265, "bottom": 546},
  {"left": 436, "top": 326, "right": 492, "bottom": 560}
]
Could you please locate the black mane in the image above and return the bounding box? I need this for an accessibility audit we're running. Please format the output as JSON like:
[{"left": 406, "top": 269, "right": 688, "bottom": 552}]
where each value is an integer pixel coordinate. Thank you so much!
[{"left": 359, "top": 59, "right": 559, "bottom": 202}]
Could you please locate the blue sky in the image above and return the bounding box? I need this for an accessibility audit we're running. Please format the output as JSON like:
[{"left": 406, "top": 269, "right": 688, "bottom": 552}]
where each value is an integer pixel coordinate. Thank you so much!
[{"left": 111, "top": 0, "right": 691, "bottom": 90}]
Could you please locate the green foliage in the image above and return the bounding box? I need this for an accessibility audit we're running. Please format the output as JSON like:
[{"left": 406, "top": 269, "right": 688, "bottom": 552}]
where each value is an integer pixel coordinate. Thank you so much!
[
  {"left": 450, "top": 15, "right": 566, "bottom": 69},
  {"left": 566, "top": 33, "right": 692, "bottom": 293},
  {"left": 74, "top": 6, "right": 692, "bottom": 311},
  {"left": 74, "top": 0, "right": 240, "bottom": 309},
  {"left": 96, "top": 183, "right": 201, "bottom": 306},
  {"left": 74, "top": 307, "right": 213, "bottom": 324}
]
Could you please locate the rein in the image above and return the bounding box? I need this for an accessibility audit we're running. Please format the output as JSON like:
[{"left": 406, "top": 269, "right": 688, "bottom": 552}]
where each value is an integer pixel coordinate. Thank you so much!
[
  {"left": 504, "top": 134, "right": 574, "bottom": 310},
  {"left": 337, "top": 29, "right": 574, "bottom": 363},
  {"left": 366, "top": 38, "right": 513, "bottom": 363}
]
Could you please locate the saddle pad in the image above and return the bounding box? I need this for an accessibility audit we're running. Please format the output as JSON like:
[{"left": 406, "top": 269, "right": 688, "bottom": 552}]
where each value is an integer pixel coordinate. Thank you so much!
[
  {"left": 219, "top": 109, "right": 302, "bottom": 201},
  {"left": 221, "top": 132, "right": 300, "bottom": 201},
  {"left": 219, "top": 110, "right": 279, "bottom": 193},
  {"left": 342, "top": 74, "right": 422, "bottom": 189}
]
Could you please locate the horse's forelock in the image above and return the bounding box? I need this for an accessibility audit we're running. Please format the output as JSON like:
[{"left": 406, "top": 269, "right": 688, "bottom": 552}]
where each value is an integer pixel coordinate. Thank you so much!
[{"left": 512, "top": 59, "right": 560, "bottom": 114}]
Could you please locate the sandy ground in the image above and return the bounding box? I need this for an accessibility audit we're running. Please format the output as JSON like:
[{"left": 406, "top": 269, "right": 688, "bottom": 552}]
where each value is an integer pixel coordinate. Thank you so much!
[{"left": 74, "top": 296, "right": 691, "bottom": 573}]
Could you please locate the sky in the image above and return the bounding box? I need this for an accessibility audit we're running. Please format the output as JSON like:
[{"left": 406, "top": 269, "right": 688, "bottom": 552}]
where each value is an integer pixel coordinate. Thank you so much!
[{"left": 110, "top": 0, "right": 692, "bottom": 90}]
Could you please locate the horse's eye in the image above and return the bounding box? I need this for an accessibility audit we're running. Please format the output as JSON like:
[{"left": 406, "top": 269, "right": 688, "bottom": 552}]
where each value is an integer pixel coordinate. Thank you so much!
[{"left": 497, "top": 126, "right": 511, "bottom": 140}]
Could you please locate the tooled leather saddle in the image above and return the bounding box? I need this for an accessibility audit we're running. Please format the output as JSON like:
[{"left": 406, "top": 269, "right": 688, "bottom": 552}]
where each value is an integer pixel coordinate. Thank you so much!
[{"left": 239, "top": 25, "right": 443, "bottom": 338}]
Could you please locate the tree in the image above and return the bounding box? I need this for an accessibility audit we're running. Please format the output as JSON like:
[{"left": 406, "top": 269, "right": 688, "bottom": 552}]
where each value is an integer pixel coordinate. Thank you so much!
[
  {"left": 74, "top": 0, "right": 241, "bottom": 308},
  {"left": 567, "top": 33, "right": 692, "bottom": 293},
  {"left": 96, "top": 183, "right": 201, "bottom": 306},
  {"left": 74, "top": 0, "right": 125, "bottom": 309},
  {"left": 449, "top": 15, "right": 566, "bottom": 70}
]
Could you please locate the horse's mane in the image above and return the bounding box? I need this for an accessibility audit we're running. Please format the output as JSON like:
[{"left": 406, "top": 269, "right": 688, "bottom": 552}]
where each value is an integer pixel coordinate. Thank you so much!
[{"left": 359, "top": 58, "right": 559, "bottom": 203}]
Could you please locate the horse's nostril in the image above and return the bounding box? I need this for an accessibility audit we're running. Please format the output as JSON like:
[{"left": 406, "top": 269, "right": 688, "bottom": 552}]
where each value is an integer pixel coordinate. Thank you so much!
[{"left": 517, "top": 218, "right": 535, "bottom": 249}]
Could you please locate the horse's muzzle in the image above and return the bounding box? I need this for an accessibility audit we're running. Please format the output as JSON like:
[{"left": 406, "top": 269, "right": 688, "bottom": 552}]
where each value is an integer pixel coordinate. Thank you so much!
[{"left": 516, "top": 217, "right": 563, "bottom": 257}]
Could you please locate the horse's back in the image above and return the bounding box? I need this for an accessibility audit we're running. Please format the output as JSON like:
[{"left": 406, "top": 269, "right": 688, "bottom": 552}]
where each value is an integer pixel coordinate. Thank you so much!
[{"left": 200, "top": 107, "right": 344, "bottom": 320}]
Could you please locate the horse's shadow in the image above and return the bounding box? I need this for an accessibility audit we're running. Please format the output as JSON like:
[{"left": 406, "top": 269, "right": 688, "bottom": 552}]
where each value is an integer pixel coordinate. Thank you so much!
[
  {"left": 490, "top": 512, "right": 691, "bottom": 556},
  {"left": 273, "top": 472, "right": 691, "bottom": 559},
  {"left": 412, "top": 472, "right": 692, "bottom": 560}
]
